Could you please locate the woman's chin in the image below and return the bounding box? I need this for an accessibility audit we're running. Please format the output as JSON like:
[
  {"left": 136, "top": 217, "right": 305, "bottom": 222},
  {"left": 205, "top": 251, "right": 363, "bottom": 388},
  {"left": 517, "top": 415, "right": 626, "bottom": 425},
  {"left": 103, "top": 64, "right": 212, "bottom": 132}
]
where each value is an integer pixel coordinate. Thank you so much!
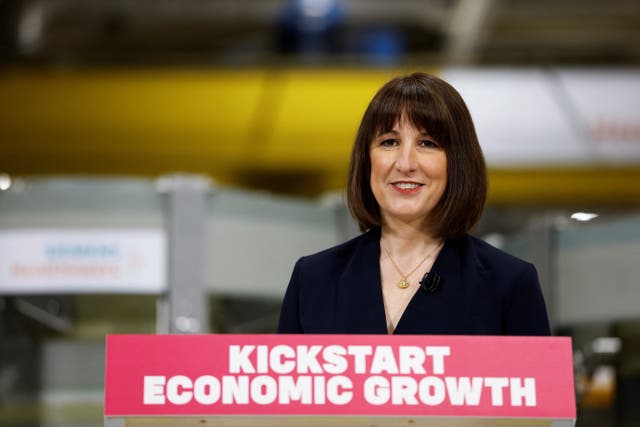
[{"left": 382, "top": 211, "right": 430, "bottom": 226}]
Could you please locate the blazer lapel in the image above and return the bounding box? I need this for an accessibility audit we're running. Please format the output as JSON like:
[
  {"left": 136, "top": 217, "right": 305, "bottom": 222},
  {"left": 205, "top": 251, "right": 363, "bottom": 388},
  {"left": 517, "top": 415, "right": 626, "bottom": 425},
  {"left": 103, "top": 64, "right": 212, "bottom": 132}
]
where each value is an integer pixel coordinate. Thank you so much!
[
  {"left": 335, "top": 228, "right": 388, "bottom": 334},
  {"left": 394, "top": 237, "right": 465, "bottom": 334}
]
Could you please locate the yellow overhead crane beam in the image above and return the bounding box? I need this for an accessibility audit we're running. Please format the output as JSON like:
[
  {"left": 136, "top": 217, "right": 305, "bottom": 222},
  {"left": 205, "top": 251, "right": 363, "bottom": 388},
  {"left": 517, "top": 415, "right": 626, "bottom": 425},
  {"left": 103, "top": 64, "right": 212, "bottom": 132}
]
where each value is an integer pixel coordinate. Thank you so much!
[{"left": 1, "top": 67, "right": 639, "bottom": 206}]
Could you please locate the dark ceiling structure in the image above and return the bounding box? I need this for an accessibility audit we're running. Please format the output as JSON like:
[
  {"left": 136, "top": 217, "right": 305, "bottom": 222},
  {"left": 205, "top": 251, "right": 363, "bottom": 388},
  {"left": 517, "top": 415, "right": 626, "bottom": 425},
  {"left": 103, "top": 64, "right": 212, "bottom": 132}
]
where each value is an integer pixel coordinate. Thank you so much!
[{"left": 1, "top": 0, "right": 639, "bottom": 67}]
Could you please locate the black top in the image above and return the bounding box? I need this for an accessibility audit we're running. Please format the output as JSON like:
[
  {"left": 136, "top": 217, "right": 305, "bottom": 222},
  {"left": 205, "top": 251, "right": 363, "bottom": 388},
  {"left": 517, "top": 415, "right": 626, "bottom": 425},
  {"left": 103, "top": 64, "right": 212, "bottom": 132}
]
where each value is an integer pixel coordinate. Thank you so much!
[{"left": 278, "top": 227, "right": 551, "bottom": 335}]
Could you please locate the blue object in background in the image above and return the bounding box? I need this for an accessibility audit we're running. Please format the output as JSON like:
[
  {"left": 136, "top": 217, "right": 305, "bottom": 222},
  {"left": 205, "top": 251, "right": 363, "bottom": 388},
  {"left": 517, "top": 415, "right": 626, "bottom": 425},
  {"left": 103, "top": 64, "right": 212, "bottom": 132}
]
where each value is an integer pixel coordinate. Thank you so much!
[
  {"left": 276, "top": 0, "right": 346, "bottom": 56},
  {"left": 359, "top": 27, "right": 405, "bottom": 66}
]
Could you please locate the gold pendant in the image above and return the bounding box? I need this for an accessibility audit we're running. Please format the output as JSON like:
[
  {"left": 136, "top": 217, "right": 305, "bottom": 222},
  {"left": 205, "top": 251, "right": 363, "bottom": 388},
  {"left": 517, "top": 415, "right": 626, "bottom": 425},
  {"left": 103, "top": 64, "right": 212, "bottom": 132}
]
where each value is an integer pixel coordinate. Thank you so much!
[{"left": 398, "top": 278, "right": 410, "bottom": 289}]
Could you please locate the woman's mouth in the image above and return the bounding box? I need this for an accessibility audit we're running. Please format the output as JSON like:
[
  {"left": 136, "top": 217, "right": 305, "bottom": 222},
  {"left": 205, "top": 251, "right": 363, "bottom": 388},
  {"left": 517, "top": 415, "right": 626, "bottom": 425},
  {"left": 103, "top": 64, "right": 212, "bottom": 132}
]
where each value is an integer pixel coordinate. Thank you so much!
[{"left": 391, "top": 182, "right": 423, "bottom": 194}]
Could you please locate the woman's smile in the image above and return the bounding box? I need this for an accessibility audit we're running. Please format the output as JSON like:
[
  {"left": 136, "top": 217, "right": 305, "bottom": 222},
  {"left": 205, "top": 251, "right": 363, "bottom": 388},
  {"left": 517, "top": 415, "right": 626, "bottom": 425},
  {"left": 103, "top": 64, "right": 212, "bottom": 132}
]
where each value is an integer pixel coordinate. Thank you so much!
[{"left": 390, "top": 181, "right": 424, "bottom": 194}]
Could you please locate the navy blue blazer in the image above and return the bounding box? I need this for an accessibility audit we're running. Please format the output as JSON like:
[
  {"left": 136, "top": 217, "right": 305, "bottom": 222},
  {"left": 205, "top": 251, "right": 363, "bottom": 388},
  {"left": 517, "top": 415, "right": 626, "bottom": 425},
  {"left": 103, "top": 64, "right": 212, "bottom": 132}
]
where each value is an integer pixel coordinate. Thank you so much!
[{"left": 278, "top": 227, "right": 550, "bottom": 335}]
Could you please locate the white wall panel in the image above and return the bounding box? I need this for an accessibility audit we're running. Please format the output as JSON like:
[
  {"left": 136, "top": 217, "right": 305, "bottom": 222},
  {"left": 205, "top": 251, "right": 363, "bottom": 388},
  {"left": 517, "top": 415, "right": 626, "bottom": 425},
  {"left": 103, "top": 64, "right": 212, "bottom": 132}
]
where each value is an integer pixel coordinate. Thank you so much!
[
  {"left": 206, "top": 190, "right": 342, "bottom": 298},
  {"left": 556, "top": 216, "right": 640, "bottom": 324}
]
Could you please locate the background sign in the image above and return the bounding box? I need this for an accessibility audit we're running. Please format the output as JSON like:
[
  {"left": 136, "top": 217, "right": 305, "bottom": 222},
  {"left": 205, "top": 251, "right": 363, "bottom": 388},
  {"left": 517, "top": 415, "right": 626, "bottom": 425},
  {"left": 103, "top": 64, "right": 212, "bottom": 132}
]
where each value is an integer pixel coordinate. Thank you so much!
[{"left": 0, "top": 229, "right": 166, "bottom": 294}]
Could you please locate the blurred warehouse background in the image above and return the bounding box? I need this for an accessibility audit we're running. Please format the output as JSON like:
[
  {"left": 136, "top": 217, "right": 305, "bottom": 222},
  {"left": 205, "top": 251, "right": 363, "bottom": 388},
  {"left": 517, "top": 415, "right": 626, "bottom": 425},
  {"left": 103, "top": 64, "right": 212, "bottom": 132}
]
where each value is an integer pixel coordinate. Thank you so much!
[{"left": 0, "top": 0, "right": 640, "bottom": 426}]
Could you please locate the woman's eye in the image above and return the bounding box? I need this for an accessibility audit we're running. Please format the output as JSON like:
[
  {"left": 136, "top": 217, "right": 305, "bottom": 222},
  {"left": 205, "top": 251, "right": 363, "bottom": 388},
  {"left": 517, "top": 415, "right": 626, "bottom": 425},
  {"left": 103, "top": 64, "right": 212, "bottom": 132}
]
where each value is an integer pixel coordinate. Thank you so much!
[
  {"left": 419, "top": 140, "right": 438, "bottom": 148},
  {"left": 380, "top": 138, "right": 398, "bottom": 147}
]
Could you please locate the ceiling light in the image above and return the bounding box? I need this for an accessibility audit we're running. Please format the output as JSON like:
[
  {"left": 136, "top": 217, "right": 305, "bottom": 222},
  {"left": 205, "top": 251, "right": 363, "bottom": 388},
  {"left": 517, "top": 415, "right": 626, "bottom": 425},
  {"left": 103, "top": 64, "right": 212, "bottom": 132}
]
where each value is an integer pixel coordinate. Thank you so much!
[
  {"left": 301, "top": 0, "right": 334, "bottom": 18},
  {"left": 0, "top": 174, "right": 11, "bottom": 191},
  {"left": 591, "top": 337, "right": 621, "bottom": 355},
  {"left": 570, "top": 212, "right": 598, "bottom": 222}
]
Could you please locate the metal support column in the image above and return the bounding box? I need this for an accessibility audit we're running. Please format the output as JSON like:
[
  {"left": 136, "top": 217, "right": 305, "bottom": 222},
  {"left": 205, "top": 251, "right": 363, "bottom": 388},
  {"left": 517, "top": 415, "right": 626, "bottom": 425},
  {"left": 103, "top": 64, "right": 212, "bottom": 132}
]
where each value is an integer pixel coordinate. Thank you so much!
[
  {"left": 526, "top": 223, "right": 557, "bottom": 332},
  {"left": 157, "top": 174, "right": 211, "bottom": 334},
  {"left": 444, "top": 0, "right": 496, "bottom": 65}
]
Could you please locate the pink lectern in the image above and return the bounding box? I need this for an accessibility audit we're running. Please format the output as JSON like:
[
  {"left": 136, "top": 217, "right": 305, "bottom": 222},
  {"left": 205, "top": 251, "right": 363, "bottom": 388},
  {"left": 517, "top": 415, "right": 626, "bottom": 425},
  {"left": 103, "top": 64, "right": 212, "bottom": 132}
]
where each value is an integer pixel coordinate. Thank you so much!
[{"left": 104, "top": 334, "right": 576, "bottom": 426}]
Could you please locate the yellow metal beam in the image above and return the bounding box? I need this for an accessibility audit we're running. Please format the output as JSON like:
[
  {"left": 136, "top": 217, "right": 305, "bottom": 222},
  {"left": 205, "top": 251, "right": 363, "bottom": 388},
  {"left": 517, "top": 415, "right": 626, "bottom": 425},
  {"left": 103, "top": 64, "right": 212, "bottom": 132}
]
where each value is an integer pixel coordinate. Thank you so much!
[
  {"left": 487, "top": 167, "right": 640, "bottom": 207},
  {"left": 1, "top": 68, "right": 639, "bottom": 206}
]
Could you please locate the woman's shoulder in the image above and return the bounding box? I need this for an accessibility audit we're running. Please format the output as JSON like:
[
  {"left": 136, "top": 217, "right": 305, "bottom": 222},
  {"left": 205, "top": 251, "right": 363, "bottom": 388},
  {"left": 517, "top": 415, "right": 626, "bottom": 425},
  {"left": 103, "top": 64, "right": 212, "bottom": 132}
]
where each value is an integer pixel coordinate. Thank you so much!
[{"left": 461, "top": 236, "right": 550, "bottom": 336}]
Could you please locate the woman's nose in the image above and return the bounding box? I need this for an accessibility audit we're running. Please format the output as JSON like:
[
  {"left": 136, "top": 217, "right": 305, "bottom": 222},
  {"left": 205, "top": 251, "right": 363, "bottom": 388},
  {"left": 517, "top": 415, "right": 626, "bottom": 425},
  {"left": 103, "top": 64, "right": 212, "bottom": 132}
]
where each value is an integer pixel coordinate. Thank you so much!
[{"left": 394, "top": 144, "right": 417, "bottom": 173}]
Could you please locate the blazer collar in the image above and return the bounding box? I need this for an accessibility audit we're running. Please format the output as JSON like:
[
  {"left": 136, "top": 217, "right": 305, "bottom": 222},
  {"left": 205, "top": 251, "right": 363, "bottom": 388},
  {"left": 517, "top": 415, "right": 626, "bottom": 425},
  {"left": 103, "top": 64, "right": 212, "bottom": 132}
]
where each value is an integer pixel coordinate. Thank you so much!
[
  {"left": 336, "top": 227, "right": 388, "bottom": 334},
  {"left": 429, "top": 235, "right": 464, "bottom": 283}
]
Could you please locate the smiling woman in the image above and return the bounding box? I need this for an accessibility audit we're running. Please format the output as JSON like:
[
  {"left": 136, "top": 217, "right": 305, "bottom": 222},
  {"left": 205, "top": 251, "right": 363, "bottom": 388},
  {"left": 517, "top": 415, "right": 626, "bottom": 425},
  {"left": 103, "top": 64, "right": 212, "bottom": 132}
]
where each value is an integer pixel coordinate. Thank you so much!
[{"left": 278, "top": 72, "right": 550, "bottom": 336}]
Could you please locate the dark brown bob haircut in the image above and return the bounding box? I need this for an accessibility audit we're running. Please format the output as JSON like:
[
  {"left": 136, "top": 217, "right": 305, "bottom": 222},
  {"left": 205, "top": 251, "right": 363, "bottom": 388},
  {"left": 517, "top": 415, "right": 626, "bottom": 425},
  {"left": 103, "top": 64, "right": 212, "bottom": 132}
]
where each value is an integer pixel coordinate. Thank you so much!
[{"left": 347, "top": 72, "right": 487, "bottom": 239}]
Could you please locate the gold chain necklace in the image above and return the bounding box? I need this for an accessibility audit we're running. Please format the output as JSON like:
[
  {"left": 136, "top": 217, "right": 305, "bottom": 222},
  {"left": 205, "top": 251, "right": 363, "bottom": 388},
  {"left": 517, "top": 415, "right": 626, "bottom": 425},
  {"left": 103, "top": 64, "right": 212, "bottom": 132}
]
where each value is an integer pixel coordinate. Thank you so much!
[{"left": 381, "top": 242, "right": 443, "bottom": 289}]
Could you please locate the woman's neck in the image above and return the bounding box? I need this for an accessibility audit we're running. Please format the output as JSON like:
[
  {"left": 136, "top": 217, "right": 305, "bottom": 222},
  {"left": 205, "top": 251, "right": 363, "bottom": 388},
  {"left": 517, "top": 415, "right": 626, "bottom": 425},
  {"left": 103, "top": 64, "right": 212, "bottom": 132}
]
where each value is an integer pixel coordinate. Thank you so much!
[{"left": 379, "top": 217, "right": 442, "bottom": 257}]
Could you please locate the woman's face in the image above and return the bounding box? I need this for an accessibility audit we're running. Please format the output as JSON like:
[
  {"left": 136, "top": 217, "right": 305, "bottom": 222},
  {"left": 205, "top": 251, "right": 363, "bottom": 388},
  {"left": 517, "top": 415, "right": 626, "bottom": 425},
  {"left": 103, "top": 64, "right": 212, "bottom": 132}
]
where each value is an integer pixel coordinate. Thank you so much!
[{"left": 369, "top": 117, "right": 447, "bottom": 227}]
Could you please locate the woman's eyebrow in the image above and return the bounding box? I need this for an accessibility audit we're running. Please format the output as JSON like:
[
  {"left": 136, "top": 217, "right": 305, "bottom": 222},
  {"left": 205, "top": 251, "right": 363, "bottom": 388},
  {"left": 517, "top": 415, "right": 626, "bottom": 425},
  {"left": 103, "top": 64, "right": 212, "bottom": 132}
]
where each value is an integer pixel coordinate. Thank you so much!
[
  {"left": 378, "top": 129, "right": 432, "bottom": 136},
  {"left": 377, "top": 130, "right": 399, "bottom": 136}
]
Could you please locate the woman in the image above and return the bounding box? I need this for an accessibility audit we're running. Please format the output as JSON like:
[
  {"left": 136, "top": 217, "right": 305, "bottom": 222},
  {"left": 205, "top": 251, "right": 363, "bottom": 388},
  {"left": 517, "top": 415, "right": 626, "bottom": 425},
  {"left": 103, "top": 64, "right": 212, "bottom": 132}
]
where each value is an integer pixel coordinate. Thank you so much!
[{"left": 278, "top": 72, "right": 550, "bottom": 336}]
